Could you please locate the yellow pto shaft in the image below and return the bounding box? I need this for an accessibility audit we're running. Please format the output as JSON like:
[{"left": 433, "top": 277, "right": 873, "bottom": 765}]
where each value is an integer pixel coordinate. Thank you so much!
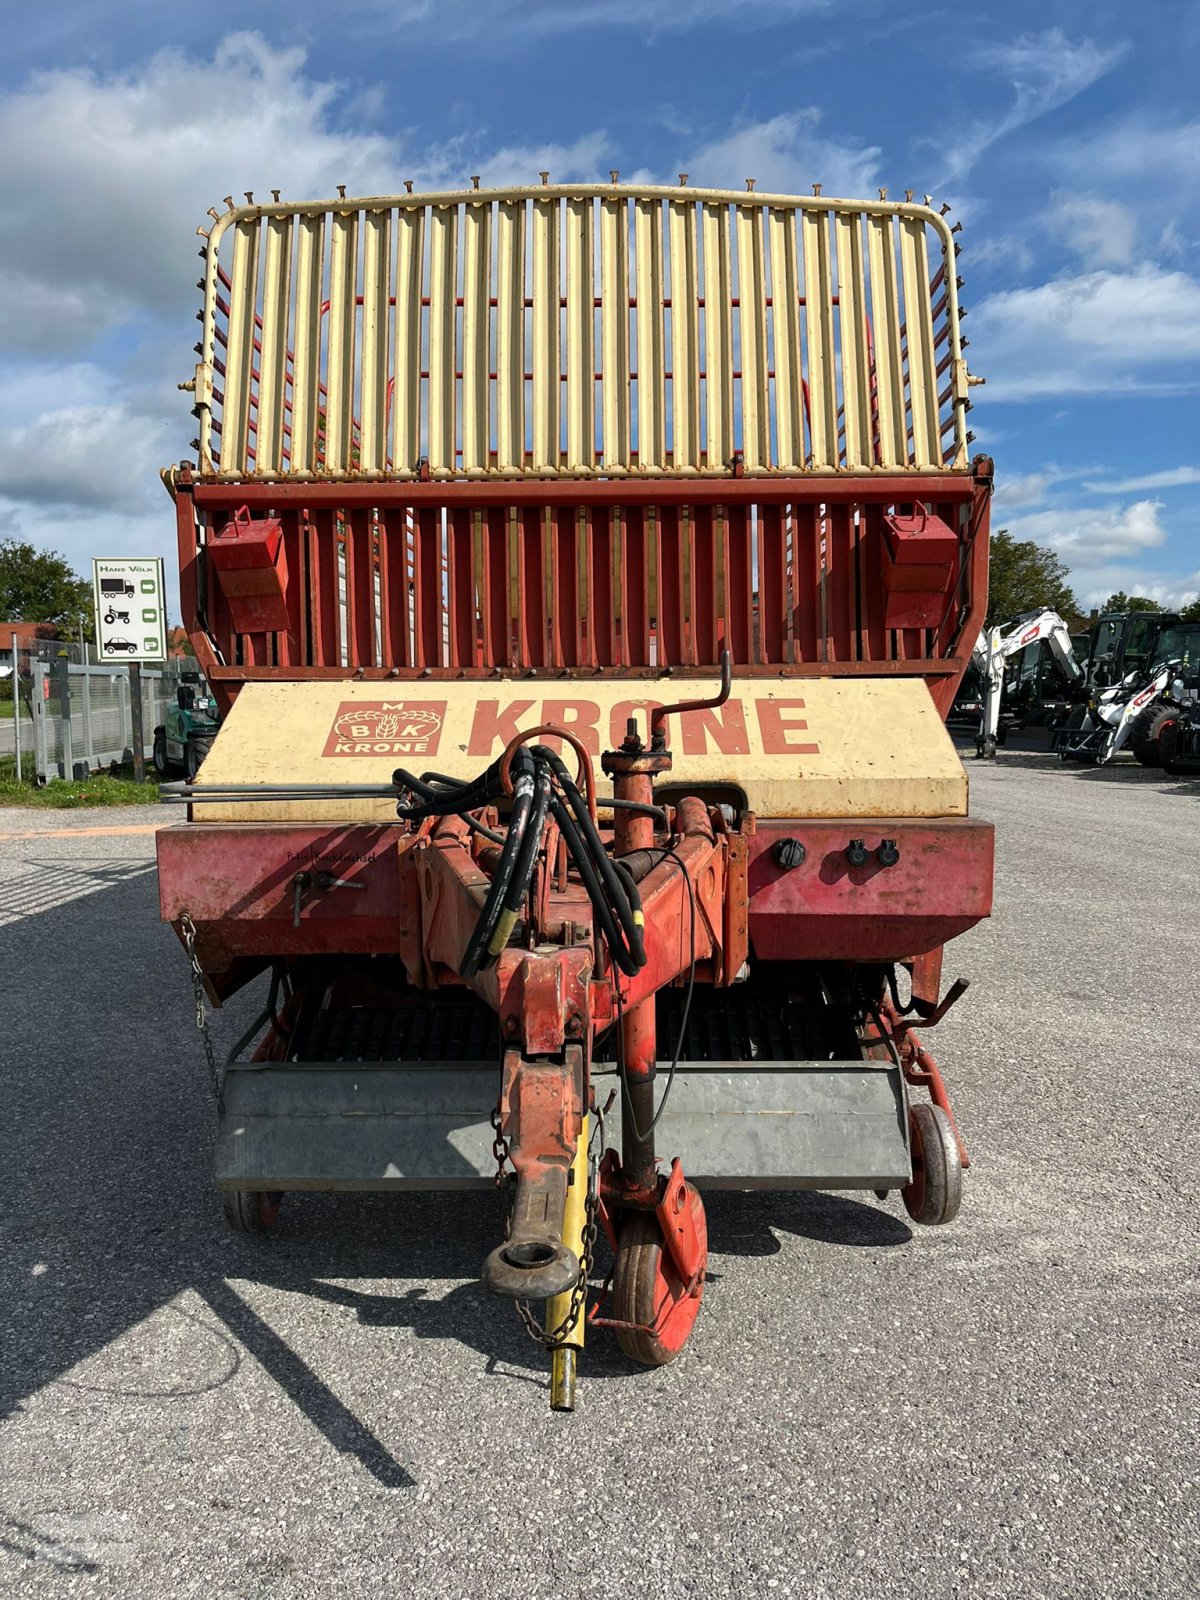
[{"left": 548, "top": 1112, "right": 589, "bottom": 1411}]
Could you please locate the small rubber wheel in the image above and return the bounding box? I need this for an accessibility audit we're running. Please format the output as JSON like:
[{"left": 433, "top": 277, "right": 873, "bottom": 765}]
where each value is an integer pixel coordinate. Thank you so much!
[
  {"left": 1128, "top": 701, "right": 1176, "bottom": 767},
  {"left": 222, "top": 1190, "right": 283, "bottom": 1234},
  {"left": 612, "top": 1185, "right": 707, "bottom": 1367},
  {"left": 152, "top": 729, "right": 169, "bottom": 776},
  {"left": 902, "top": 1104, "right": 962, "bottom": 1226}
]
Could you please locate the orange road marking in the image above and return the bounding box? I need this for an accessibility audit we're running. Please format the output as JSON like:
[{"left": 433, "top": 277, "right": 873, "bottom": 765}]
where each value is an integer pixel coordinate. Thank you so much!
[{"left": 0, "top": 822, "right": 166, "bottom": 840}]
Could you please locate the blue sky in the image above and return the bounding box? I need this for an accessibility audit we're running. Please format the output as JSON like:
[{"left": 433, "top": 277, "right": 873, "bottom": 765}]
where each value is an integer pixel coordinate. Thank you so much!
[{"left": 1, "top": 0, "right": 1197, "bottom": 618}]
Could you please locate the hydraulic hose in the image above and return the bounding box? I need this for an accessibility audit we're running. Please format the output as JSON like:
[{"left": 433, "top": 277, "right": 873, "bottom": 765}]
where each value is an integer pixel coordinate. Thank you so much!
[{"left": 459, "top": 751, "right": 536, "bottom": 980}]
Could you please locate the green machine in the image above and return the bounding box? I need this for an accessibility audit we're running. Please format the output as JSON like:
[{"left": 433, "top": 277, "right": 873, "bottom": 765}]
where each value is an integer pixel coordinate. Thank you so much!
[{"left": 153, "top": 670, "right": 219, "bottom": 780}]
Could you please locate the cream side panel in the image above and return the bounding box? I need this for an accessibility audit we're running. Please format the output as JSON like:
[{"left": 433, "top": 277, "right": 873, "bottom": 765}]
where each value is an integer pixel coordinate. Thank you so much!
[{"left": 197, "top": 678, "right": 967, "bottom": 823}]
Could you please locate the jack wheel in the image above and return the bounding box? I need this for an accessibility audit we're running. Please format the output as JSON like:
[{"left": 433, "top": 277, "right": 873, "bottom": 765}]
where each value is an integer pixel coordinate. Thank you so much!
[
  {"left": 612, "top": 1185, "right": 707, "bottom": 1366},
  {"left": 902, "top": 1104, "right": 962, "bottom": 1226},
  {"left": 222, "top": 1190, "right": 283, "bottom": 1234}
]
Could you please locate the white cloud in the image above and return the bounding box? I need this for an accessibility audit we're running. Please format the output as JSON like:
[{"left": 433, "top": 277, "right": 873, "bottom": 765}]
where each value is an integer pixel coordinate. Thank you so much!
[
  {"left": 1005, "top": 498, "right": 1168, "bottom": 570},
  {"left": 1050, "top": 194, "right": 1137, "bottom": 269},
  {"left": 938, "top": 29, "right": 1129, "bottom": 183},
  {"left": 1084, "top": 467, "right": 1200, "bottom": 493},
  {"left": 973, "top": 266, "right": 1200, "bottom": 399},
  {"left": 681, "top": 110, "right": 883, "bottom": 201},
  {"left": 380, "top": 0, "right": 834, "bottom": 38}
]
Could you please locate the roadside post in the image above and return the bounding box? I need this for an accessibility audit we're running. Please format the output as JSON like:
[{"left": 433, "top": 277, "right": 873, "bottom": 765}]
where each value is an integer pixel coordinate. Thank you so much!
[
  {"left": 9, "top": 631, "right": 20, "bottom": 781},
  {"left": 92, "top": 558, "right": 167, "bottom": 783}
]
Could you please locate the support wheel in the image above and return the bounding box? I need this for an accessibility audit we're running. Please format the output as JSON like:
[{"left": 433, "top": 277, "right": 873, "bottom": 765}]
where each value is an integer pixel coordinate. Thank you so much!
[
  {"left": 222, "top": 1189, "right": 283, "bottom": 1234},
  {"left": 152, "top": 728, "right": 170, "bottom": 777},
  {"left": 902, "top": 1104, "right": 962, "bottom": 1226},
  {"left": 612, "top": 1186, "right": 707, "bottom": 1366},
  {"left": 185, "top": 738, "right": 211, "bottom": 782}
]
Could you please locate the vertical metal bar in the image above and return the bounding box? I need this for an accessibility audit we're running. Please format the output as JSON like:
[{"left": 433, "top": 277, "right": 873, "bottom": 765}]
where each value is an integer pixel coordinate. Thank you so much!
[
  {"left": 448, "top": 507, "right": 476, "bottom": 666},
  {"left": 565, "top": 197, "right": 594, "bottom": 472},
  {"left": 462, "top": 202, "right": 492, "bottom": 473},
  {"left": 220, "top": 218, "right": 261, "bottom": 474},
  {"left": 575, "top": 505, "right": 592, "bottom": 668},
  {"left": 801, "top": 209, "right": 837, "bottom": 466},
  {"left": 125, "top": 662, "right": 140, "bottom": 783},
  {"left": 858, "top": 503, "right": 888, "bottom": 662},
  {"left": 591, "top": 505, "right": 614, "bottom": 667},
  {"left": 702, "top": 202, "right": 733, "bottom": 470},
  {"left": 600, "top": 196, "right": 631, "bottom": 470},
  {"left": 724, "top": 504, "right": 753, "bottom": 666},
  {"left": 256, "top": 213, "right": 293, "bottom": 475},
  {"left": 790, "top": 502, "right": 821, "bottom": 663},
  {"left": 736, "top": 206, "right": 769, "bottom": 469},
  {"left": 634, "top": 199, "right": 664, "bottom": 470},
  {"left": 656, "top": 505, "right": 683, "bottom": 666},
  {"left": 531, "top": 197, "right": 561, "bottom": 472},
  {"left": 414, "top": 508, "right": 443, "bottom": 667},
  {"left": 759, "top": 503, "right": 787, "bottom": 662},
  {"left": 484, "top": 507, "right": 509, "bottom": 666},
  {"left": 623, "top": 506, "right": 650, "bottom": 667},
  {"left": 691, "top": 504, "right": 717, "bottom": 664},
  {"left": 291, "top": 213, "right": 325, "bottom": 474},
  {"left": 380, "top": 508, "right": 411, "bottom": 668},
  {"left": 359, "top": 208, "right": 391, "bottom": 473},
  {"left": 668, "top": 200, "right": 700, "bottom": 471},
  {"left": 835, "top": 213, "right": 873, "bottom": 470},
  {"left": 899, "top": 217, "right": 939, "bottom": 468},
  {"left": 325, "top": 210, "right": 359, "bottom": 475},
  {"left": 769, "top": 208, "right": 803, "bottom": 469},
  {"left": 825, "top": 504, "right": 854, "bottom": 663},
  {"left": 496, "top": 201, "right": 525, "bottom": 473},
  {"left": 428, "top": 206, "right": 458, "bottom": 474},
  {"left": 346, "top": 509, "right": 375, "bottom": 667},
  {"left": 392, "top": 206, "right": 425, "bottom": 474},
  {"left": 11, "top": 632, "right": 23, "bottom": 781},
  {"left": 81, "top": 663, "right": 94, "bottom": 771}
]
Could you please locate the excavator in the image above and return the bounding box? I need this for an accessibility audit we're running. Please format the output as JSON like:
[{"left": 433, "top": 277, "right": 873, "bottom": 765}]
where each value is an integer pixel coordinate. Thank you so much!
[{"left": 971, "top": 610, "right": 1083, "bottom": 758}]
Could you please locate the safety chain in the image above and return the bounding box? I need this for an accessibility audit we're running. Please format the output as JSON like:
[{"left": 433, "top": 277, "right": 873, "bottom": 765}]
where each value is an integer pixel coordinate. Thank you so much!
[
  {"left": 179, "top": 912, "right": 222, "bottom": 1103},
  {"left": 491, "top": 1104, "right": 602, "bottom": 1350}
]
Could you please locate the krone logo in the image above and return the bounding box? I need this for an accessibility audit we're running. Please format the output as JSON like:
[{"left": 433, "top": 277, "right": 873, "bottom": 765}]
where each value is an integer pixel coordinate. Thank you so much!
[{"left": 322, "top": 700, "right": 447, "bottom": 758}]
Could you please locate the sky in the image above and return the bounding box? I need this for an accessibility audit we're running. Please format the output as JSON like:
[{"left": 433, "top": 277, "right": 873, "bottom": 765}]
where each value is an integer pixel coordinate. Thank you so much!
[{"left": 1, "top": 0, "right": 1197, "bottom": 620}]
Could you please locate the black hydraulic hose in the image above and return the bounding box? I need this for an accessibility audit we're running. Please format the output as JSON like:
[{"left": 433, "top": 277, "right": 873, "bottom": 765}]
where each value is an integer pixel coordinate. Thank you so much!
[
  {"left": 487, "top": 768, "right": 552, "bottom": 957},
  {"left": 546, "top": 790, "right": 640, "bottom": 975},
  {"left": 535, "top": 748, "right": 645, "bottom": 968},
  {"left": 460, "top": 752, "right": 536, "bottom": 980}
]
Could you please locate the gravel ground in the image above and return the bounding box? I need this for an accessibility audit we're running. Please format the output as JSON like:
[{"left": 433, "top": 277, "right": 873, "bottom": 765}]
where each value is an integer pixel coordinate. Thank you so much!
[{"left": 1, "top": 754, "right": 1198, "bottom": 1599}]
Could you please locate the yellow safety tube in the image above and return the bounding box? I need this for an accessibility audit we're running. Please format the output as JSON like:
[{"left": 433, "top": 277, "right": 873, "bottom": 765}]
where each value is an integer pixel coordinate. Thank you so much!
[{"left": 548, "top": 1112, "right": 589, "bottom": 1411}]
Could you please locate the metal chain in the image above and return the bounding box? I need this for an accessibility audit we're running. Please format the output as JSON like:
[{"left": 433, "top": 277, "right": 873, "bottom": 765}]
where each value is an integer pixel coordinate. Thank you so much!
[
  {"left": 179, "top": 912, "right": 222, "bottom": 1103},
  {"left": 492, "top": 1103, "right": 601, "bottom": 1350}
]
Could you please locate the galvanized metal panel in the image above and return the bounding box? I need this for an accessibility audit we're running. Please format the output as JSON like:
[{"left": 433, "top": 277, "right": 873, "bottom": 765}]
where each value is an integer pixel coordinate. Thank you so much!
[
  {"left": 197, "top": 186, "right": 972, "bottom": 481},
  {"left": 215, "top": 1058, "right": 910, "bottom": 1191}
]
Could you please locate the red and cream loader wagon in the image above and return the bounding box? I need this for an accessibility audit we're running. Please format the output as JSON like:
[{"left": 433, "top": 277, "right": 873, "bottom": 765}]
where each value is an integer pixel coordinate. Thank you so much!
[{"left": 158, "top": 181, "right": 994, "bottom": 1408}]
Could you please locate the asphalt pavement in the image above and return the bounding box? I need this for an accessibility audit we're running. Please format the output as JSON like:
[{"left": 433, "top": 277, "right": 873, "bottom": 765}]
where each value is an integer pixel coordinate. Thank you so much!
[{"left": 1, "top": 751, "right": 1198, "bottom": 1599}]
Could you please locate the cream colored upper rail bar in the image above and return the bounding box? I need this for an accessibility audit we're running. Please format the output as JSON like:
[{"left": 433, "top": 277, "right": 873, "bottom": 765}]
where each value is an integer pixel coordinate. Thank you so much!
[{"left": 193, "top": 184, "right": 977, "bottom": 481}]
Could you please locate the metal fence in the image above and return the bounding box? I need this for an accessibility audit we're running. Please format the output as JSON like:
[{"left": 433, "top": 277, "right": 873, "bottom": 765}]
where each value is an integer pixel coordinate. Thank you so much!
[{"left": 4, "top": 635, "right": 186, "bottom": 782}]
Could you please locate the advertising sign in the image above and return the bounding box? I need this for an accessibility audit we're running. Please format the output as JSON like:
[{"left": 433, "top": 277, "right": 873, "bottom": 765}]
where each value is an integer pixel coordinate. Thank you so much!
[{"left": 92, "top": 558, "right": 167, "bottom": 662}]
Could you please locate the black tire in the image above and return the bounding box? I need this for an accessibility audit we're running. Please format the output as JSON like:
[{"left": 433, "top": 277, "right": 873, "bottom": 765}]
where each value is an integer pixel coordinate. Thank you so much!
[
  {"left": 902, "top": 1104, "right": 962, "bottom": 1226},
  {"left": 185, "top": 738, "right": 210, "bottom": 782},
  {"left": 1159, "top": 718, "right": 1190, "bottom": 776},
  {"left": 222, "top": 1190, "right": 283, "bottom": 1234},
  {"left": 1127, "top": 700, "right": 1176, "bottom": 767},
  {"left": 152, "top": 728, "right": 170, "bottom": 777}
]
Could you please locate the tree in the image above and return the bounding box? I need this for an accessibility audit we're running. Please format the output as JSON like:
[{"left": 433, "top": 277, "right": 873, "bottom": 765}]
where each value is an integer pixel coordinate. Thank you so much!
[
  {"left": 1099, "top": 592, "right": 1159, "bottom": 614},
  {"left": 1179, "top": 596, "right": 1200, "bottom": 623},
  {"left": 0, "top": 538, "right": 93, "bottom": 634},
  {"left": 986, "top": 530, "right": 1081, "bottom": 629}
]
